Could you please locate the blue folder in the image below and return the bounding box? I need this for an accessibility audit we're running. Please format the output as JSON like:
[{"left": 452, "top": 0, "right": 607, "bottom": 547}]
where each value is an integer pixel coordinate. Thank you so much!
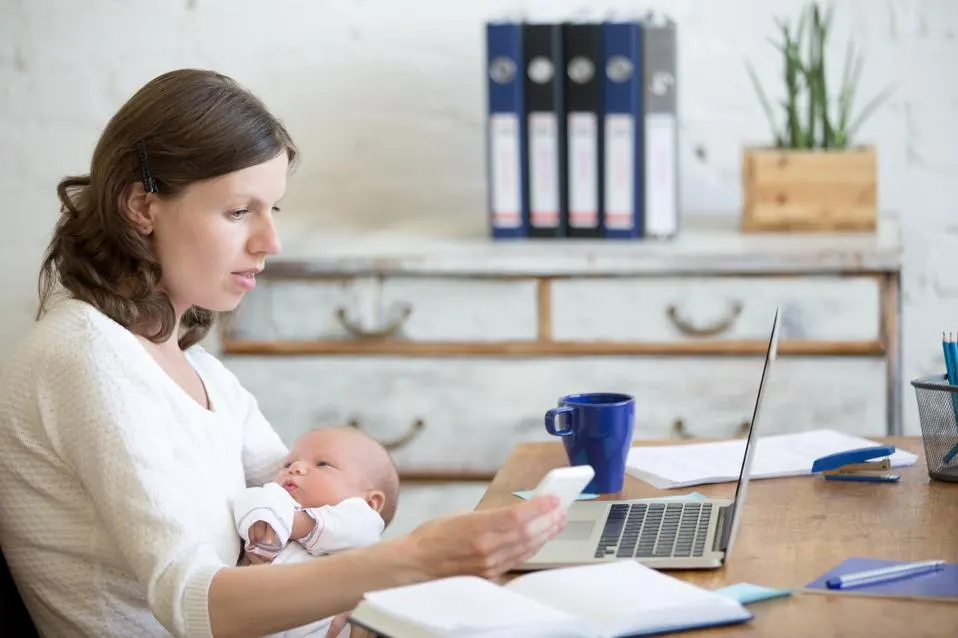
[{"left": 805, "top": 557, "right": 958, "bottom": 601}]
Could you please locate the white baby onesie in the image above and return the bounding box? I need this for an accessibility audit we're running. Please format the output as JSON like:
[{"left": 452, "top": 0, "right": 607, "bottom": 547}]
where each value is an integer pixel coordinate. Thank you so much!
[{"left": 232, "top": 484, "right": 386, "bottom": 638}]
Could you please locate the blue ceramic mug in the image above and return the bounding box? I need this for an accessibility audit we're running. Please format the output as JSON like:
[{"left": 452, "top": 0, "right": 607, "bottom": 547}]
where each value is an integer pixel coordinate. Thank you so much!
[{"left": 544, "top": 392, "right": 636, "bottom": 493}]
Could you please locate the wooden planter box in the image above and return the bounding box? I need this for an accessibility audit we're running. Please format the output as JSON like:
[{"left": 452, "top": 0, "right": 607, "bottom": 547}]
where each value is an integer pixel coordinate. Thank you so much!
[{"left": 741, "top": 146, "right": 877, "bottom": 232}]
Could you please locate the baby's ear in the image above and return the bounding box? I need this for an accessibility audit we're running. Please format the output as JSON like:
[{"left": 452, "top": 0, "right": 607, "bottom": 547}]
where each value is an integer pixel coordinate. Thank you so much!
[{"left": 365, "top": 490, "right": 386, "bottom": 514}]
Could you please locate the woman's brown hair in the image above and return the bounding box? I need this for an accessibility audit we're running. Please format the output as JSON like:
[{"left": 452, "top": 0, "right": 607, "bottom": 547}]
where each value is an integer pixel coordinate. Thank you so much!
[{"left": 37, "top": 68, "right": 298, "bottom": 349}]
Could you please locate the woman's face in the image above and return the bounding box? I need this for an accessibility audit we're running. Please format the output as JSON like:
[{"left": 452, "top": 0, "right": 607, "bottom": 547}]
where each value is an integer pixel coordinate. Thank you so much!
[{"left": 148, "top": 152, "right": 288, "bottom": 315}]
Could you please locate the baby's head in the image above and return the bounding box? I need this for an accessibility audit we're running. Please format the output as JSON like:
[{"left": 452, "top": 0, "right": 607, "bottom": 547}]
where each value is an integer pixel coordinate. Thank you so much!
[{"left": 275, "top": 426, "right": 400, "bottom": 526}]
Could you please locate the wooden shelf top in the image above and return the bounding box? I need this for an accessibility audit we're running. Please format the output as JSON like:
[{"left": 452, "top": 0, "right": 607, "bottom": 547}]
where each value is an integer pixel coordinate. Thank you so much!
[{"left": 266, "top": 212, "right": 903, "bottom": 278}]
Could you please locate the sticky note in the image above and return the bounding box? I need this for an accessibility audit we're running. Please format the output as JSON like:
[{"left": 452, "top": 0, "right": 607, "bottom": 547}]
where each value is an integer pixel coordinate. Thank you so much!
[
  {"left": 512, "top": 490, "right": 709, "bottom": 502},
  {"left": 512, "top": 490, "right": 599, "bottom": 501},
  {"left": 714, "top": 582, "right": 793, "bottom": 605}
]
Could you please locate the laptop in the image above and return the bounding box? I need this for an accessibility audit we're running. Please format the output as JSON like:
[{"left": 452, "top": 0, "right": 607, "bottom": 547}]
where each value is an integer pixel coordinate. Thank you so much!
[{"left": 519, "top": 307, "right": 781, "bottom": 571}]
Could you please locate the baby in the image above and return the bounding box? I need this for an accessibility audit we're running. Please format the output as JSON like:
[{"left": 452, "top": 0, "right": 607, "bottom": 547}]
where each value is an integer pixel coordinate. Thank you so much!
[{"left": 232, "top": 426, "right": 400, "bottom": 638}]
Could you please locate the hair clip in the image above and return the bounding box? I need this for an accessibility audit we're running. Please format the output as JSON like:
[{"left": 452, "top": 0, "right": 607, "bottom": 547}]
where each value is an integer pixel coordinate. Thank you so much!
[{"left": 138, "top": 140, "right": 158, "bottom": 193}]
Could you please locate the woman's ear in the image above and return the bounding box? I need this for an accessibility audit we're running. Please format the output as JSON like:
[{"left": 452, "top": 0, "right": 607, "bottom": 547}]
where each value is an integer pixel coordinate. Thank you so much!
[
  {"left": 364, "top": 490, "right": 386, "bottom": 514},
  {"left": 125, "top": 182, "right": 156, "bottom": 235}
]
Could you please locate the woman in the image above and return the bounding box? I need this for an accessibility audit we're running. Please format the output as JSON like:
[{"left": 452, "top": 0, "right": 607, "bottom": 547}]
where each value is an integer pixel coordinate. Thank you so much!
[{"left": 0, "top": 68, "right": 565, "bottom": 638}]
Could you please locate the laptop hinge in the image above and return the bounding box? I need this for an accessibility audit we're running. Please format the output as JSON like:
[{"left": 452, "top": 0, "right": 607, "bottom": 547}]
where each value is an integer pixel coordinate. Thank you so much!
[{"left": 712, "top": 505, "right": 733, "bottom": 552}]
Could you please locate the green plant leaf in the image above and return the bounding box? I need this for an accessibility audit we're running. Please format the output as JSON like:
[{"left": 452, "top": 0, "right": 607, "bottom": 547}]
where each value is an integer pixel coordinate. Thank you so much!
[
  {"left": 748, "top": 0, "right": 888, "bottom": 150},
  {"left": 845, "top": 83, "right": 898, "bottom": 143},
  {"left": 839, "top": 47, "right": 865, "bottom": 135},
  {"left": 836, "top": 39, "right": 858, "bottom": 136},
  {"left": 816, "top": 2, "right": 833, "bottom": 147},
  {"left": 746, "top": 60, "right": 783, "bottom": 143},
  {"left": 781, "top": 20, "right": 806, "bottom": 148},
  {"left": 766, "top": 36, "right": 787, "bottom": 53},
  {"left": 807, "top": 3, "right": 821, "bottom": 147},
  {"left": 822, "top": 1, "right": 835, "bottom": 35}
]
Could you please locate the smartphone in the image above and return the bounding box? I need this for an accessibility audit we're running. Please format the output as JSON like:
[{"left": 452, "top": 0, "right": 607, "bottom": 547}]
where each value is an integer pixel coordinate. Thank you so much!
[{"left": 530, "top": 465, "right": 596, "bottom": 510}]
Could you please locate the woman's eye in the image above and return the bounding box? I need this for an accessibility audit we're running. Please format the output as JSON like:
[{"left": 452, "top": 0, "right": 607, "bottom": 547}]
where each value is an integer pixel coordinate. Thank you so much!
[{"left": 229, "top": 209, "right": 248, "bottom": 220}]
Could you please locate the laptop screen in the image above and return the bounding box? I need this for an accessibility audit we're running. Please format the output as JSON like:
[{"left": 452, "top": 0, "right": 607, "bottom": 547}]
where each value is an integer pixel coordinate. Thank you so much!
[{"left": 722, "top": 307, "right": 781, "bottom": 561}]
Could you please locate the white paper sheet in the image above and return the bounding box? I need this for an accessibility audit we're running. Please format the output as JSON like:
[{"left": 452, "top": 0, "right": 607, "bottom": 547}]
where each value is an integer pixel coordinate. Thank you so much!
[{"left": 625, "top": 429, "right": 919, "bottom": 489}]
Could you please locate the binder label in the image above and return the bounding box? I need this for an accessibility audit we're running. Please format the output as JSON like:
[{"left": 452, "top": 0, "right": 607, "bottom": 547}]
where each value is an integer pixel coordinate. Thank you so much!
[
  {"left": 604, "top": 114, "right": 635, "bottom": 230},
  {"left": 568, "top": 112, "right": 598, "bottom": 228},
  {"left": 528, "top": 112, "right": 560, "bottom": 227},
  {"left": 489, "top": 113, "right": 522, "bottom": 228},
  {"left": 645, "top": 113, "right": 677, "bottom": 236}
]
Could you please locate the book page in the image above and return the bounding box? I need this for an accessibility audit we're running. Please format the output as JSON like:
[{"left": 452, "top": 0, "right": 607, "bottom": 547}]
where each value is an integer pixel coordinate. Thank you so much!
[
  {"left": 505, "top": 561, "right": 748, "bottom": 637},
  {"left": 363, "top": 575, "right": 589, "bottom": 635},
  {"left": 626, "top": 439, "right": 745, "bottom": 488}
]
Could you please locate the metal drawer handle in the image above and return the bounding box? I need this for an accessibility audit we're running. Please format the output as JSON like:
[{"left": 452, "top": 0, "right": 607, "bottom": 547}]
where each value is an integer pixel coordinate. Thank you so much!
[
  {"left": 335, "top": 303, "right": 412, "bottom": 341},
  {"left": 666, "top": 301, "right": 743, "bottom": 337},
  {"left": 346, "top": 417, "right": 426, "bottom": 451},
  {"left": 671, "top": 418, "right": 750, "bottom": 439}
]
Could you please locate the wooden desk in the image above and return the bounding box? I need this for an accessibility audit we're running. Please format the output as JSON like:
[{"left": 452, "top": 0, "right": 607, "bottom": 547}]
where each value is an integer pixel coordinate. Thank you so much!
[{"left": 476, "top": 437, "right": 958, "bottom": 637}]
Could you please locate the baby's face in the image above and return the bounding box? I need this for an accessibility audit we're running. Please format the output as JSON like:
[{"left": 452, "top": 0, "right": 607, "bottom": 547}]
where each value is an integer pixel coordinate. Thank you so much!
[{"left": 275, "top": 428, "right": 376, "bottom": 509}]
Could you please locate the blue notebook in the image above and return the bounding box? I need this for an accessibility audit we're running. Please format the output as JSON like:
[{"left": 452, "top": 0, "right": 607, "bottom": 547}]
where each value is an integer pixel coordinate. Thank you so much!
[{"left": 805, "top": 557, "right": 958, "bottom": 602}]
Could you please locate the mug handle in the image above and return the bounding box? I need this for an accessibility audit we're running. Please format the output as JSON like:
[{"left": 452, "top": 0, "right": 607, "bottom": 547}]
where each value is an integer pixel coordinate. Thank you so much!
[{"left": 545, "top": 406, "right": 576, "bottom": 436}]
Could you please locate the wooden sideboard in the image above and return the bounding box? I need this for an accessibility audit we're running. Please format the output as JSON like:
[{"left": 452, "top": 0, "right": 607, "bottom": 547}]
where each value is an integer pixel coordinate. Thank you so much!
[{"left": 218, "top": 213, "right": 903, "bottom": 536}]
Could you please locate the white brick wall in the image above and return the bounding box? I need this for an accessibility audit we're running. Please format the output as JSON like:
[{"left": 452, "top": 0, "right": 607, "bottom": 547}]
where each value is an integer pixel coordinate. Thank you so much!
[{"left": 1, "top": 0, "right": 955, "bottom": 434}]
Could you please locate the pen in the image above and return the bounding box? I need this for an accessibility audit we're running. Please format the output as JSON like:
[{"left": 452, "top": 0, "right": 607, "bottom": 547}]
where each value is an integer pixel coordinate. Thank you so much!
[
  {"left": 944, "top": 442, "right": 958, "bottom": 465},
  {"left": 826, "top": 560, "right": 945, "bottom": 590},
  {"left": 944, "top": 332, "right": 958, "bottom": 465},
  {"left": 824, "top": 474, "right": 900, "bottom": 483}
]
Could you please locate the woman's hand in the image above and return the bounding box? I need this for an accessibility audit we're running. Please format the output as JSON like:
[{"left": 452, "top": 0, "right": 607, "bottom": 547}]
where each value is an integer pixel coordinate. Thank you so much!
[
  {"left": 325, "top": 612, "right": 375, "bottom": 637},
  {"left": 320, "top": 498, "right": 565, "bottom": 638},
  {"left": 243, "top": 551, "right": 274, "bottom": 566},
  {"left": 406, "top": 495, "right": 566, "bottom": 580}
]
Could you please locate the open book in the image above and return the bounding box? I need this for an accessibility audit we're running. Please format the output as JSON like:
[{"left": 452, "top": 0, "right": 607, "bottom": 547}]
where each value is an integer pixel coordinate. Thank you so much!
[{"left": 348, "top": 560, "right": 752, "bottom": 637}]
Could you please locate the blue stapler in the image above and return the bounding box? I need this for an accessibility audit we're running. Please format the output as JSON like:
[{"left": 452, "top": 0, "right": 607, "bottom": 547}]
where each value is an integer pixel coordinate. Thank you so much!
[{"left": 811, "top": 445, "right": 901, "bottom": 483}]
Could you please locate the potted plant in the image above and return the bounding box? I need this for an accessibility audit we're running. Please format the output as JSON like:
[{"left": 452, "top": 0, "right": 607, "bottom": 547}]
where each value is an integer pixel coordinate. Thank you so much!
[{"left": 741, "top": 1, "right": 896, "bottom": 232}]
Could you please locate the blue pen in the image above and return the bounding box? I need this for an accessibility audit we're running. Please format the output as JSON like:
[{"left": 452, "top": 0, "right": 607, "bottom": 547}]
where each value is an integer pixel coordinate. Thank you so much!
[
  {"left": 826, "top": 560, "right": 945, "bottom": 590},
  {"left": 824, "top": 474, "right": 900, "bottom": 483},
  {"left": 944, "top": 332, "right": 958, "bottom": 465},
  {"left": 944, "top": 332, "right": 956, "bottom": 384}
]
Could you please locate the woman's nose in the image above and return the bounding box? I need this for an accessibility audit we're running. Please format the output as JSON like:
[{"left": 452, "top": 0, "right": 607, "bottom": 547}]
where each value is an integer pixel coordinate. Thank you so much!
[{"left": 249, "top": 216, "right": 282, "bottom": 257}]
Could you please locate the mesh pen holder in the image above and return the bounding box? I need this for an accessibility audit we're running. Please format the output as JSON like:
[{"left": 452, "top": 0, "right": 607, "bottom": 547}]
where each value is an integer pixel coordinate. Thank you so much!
[{"left": 910, "top": 374, "right": 958, "bottom": 482}]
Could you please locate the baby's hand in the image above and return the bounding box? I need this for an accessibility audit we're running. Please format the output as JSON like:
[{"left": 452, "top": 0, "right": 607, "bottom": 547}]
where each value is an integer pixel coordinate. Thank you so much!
[{"left": 248, "top": 520, "right": 280, "bottom": 550}]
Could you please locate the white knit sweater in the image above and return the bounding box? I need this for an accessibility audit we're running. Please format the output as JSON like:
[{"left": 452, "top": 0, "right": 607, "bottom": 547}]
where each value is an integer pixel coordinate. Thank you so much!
[{"left": 0, "top": 298, "right": 289, "bottom": 637}]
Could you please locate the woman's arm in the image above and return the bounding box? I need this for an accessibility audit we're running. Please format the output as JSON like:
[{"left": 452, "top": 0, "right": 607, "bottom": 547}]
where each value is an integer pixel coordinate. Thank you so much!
[
  {"left": 209, "top": 535, "right": 421, "bottom": 638},
  {"left": 39, "top": 344, "right": 234, "bottom": 637},
  {"left": 41, "top": 342, "right": 563, "bottom": 638},
  {"left": 208, "top": 496, "right": 565, "bottom": 638}
]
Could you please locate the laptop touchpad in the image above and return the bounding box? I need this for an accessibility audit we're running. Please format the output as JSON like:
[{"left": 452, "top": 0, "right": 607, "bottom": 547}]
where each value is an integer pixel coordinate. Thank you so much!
[{"left": 555, "top": 520, "right": 595, "bottom": 541}]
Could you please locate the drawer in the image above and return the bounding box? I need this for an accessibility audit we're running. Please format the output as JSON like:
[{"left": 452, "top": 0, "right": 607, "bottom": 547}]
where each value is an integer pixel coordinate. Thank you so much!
[
  {"left": 229, "top": 276, "right": 539, "bottom": 342},
  {"left": 550, "top": 276, "right": 881, "bottom": 342},
  {"left": 223, "top": 355, "right": 887, "bottom": 475}
]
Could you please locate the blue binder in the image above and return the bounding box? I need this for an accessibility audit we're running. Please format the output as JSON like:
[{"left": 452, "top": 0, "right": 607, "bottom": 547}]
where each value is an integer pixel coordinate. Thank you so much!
[
  {"left": 600, "top": 20, "right": 644, "bottom": 239},
  {"left": 485, "top": 21, "right": 528, "bottom": 239}
]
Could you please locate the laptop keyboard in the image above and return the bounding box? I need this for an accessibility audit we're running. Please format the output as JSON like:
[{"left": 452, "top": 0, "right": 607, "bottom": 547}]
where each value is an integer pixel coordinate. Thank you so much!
[{"left": 594, "top": 502, "right": 713, "bottom": 559}]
